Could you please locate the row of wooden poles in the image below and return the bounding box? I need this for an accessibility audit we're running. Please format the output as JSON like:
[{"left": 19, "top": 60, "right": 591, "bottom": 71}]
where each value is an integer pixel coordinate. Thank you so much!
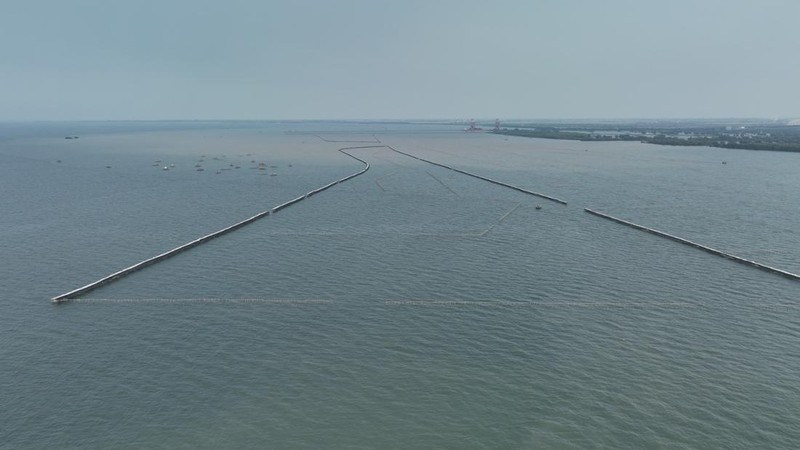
[
  {"left": 584, "top": 208, "right": 800, "bottom": 280},
  {"left": 52, "top": 143, "right": 797, "bottom": 303},
  {"left": 386, "top": 146, "right": 568, "bottom": 205},
  {"left": 51, "top": 146, "right": 378, "bottom": 303},
  {"left": 390, "top": 144, "right": 797, "bottom": 281}
]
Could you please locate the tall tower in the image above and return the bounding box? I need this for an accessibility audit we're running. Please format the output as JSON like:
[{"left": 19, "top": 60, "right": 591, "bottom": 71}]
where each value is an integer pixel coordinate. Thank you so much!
[{"left": 464, "top": 119, "right": 483, "bottom": 132}]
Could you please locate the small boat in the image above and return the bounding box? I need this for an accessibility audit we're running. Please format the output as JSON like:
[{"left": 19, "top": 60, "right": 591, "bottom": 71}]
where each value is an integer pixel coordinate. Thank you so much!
[
  {"left": 270, "top": 172, "right": 277, "bottom": 176},
  {"left": 163, "top": 166, "right": 169, "bottom": 171},
  {"left": 196, "top": 168, "right": 204, "bottom": 172},
  {"left": 535, "top": 205, "right": 542, "bottom": 210}
]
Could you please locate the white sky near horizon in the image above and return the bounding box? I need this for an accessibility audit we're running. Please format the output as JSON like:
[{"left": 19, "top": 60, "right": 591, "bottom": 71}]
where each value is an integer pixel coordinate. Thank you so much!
[{"left": 1, "top": 0, "right": 799, "bottom": 121}]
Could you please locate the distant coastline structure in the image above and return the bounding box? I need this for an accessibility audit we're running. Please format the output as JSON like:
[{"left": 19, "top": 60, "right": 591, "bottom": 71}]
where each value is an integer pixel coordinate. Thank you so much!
[{"left": 464, "top": 119, "right": 483, "bottom": 132}]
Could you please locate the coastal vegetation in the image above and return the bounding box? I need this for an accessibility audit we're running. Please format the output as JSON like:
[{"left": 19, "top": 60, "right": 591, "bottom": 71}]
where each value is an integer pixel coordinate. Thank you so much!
[{"left": 491, "top": 121, "right": 800, "bottom": 153}]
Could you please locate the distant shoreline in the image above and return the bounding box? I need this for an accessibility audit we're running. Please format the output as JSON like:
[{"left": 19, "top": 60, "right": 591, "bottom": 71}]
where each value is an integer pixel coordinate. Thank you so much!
[{"left": 492, "top": 123, "right": 800, "bottom": 153}]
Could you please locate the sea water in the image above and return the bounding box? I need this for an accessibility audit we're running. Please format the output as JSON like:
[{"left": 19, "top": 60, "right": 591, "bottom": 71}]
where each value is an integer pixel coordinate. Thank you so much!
[{"left": 1, "top": 122, "right": 799, "bottom": 448}]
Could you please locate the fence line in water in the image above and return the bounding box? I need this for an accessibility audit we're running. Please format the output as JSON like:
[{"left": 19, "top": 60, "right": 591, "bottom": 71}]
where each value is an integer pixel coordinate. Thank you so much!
[
  {"left": 386, "top": 146, "right": 568, "bottom": 205},
  {"left": 51, "top": 146, "right": 377, "bottom": 303},
  {"left": 584, "top": 208, "right": 800, "bottom": 281}
]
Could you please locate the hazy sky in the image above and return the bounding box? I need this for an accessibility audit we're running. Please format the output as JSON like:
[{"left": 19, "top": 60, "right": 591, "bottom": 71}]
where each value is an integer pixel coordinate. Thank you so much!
[{"left": 2, "top": 0, "right": 798, "bottom": 120}]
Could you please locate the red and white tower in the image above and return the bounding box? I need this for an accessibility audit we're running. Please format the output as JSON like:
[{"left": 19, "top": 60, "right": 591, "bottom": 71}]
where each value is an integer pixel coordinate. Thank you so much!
[{"left": 465, "top": 119, "right": 483, "bottom": 132}]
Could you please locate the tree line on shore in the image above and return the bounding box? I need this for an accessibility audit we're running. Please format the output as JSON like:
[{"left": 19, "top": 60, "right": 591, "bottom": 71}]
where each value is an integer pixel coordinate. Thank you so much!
[{"left": 494, "top": 126, "right": 800, "bottom": 153}]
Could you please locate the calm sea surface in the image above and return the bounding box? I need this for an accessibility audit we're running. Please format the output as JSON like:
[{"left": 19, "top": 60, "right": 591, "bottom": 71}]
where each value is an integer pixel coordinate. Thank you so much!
[{"left": 2, "top": 122, "right": 799, "bottom": 448}]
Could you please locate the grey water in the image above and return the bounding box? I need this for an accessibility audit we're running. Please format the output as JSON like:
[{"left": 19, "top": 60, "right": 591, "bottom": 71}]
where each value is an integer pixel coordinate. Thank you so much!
[{"left": 2, "top": 122, "right": 799, "bottom": 448}]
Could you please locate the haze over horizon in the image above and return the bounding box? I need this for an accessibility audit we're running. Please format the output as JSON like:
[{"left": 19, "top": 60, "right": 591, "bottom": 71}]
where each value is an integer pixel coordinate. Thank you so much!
[{"left": 2, "top": 0, "right": 799, "bottom": 121}]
